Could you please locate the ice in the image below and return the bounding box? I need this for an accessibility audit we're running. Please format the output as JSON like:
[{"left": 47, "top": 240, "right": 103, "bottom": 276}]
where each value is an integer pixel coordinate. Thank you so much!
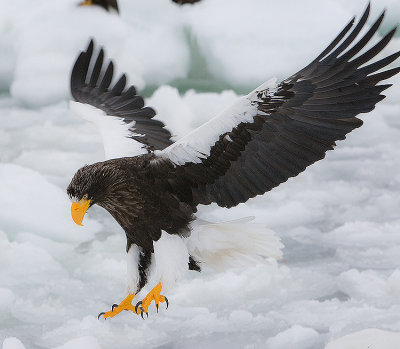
[
  {"left": 53, "top": 337, "right": 101, "bottom": 349},
  {"left": 1, "top": 0, "right": 399, "bottom": 106},
  {"left": 265, "top": 325, "right": 322, "bottom": 349},
  {"left": 325, "top": 328, "right": 400, "bottom": 349},
  {"left": 148, "top": 86, "right": 239, "bottom": 138},
  {"left": 1, "top": 0, "right": 400, "bottom": 347},
  {"left": 2, "top": 0, "right": 189, "bottom": 106},
  {"left": 2, "top": 338, "right": 26, "bottom": 349},
  {"left": 184, "top": 1, "right": 351, "bottom": 87}
]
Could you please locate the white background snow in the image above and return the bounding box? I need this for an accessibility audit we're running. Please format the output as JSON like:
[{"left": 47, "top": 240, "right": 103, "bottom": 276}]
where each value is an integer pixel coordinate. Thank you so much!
[{"left": 0, "top": 0, "right": 400, "bottom": 348}]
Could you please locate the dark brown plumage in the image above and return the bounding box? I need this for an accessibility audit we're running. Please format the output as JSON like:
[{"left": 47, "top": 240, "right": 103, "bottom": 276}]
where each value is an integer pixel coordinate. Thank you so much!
[{"left": 68, "top": 156, "right": 194, "bottom": 252}]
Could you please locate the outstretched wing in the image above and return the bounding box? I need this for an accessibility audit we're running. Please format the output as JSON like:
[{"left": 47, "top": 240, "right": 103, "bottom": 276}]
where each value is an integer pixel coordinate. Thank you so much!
[
  {"left": 155, "top": 4, "right": 400, "bottom": 208},
  {"left": 70, "top": 40, "right": 173, "bottom": 160}
]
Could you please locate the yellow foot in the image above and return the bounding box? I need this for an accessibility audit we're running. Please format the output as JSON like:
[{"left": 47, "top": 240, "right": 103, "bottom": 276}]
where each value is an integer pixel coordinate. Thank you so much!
[
  {"left": 135, "top": 283, "right": 169, "bottom": 318},
  {"left": 98, "top": 293, "right": 142, "bottom": 320}
]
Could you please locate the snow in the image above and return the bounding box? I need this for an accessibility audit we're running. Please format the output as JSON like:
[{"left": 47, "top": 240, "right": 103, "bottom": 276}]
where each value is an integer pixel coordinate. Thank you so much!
[{"left": 0, "top": 0, "right": 400, "bottom": 348}]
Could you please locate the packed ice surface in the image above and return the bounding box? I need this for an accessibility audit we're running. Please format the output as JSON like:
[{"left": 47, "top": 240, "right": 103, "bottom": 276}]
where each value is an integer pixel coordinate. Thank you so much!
[
  {"left": 2, "top": 0, "right": 399, "bottom": 105},
  {"left": 0, "top": 0, "right": 400, "bottom": 348}
]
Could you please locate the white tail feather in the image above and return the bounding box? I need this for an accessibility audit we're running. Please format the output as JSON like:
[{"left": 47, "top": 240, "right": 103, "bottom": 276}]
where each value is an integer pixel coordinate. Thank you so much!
[{"left": 187, "top": 218, "right": 284, "bottom": 272}]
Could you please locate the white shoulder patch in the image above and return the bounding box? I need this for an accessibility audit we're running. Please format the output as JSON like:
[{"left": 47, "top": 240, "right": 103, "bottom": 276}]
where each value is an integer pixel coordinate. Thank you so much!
[
  {"left": 157, "top": 78, "right": 278, "bottom": 166},
  {"left": 157, "top": 96, "right": 257, "bottom": 166},
  {"left": 247, "top": 77, "right": 278, "bottom": 102}
]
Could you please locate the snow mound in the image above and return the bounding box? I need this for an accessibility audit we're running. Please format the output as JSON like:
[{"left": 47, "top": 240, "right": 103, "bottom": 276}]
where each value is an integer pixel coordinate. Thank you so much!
[
  {"left": 0, "top": 163, "right": 100, "bottom": 242},
  {"left": 266, "top": 325, "right": 322, "bottom": 349},
  {"left": 2, "top": 338, "right": 25, "bottom": 349},
  {"left": 54, "top": 336, "right": 101, "bottom": 349}
]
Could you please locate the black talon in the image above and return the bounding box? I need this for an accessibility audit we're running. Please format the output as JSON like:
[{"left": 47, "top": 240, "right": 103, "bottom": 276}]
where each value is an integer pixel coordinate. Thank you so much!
[
  {"left": 141, "top": 310, "right": 145, "bottom": 320},
  {"left": 97, "top": 312, "right": 105, "bottom": 320},
  {"left": 156, "top": 304, "right": 159, "bottom": 313},
  {"left": 164, "top": 297, "right": 169, "bottom": 309},
  {"left": 140, "top": 307, "right": 148, "bottom": 318},
  {"left": 135, "top": 301, "right": 142, "bottom": 314},
  {"left": 112, "top": 304, "right": 118, "bottom": 311}
]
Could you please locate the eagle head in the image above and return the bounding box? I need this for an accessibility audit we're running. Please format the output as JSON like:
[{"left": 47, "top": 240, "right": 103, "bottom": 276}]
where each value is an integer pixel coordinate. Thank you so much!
[{"left": 67, "top": 161, "right": 124, "bottom": 226}]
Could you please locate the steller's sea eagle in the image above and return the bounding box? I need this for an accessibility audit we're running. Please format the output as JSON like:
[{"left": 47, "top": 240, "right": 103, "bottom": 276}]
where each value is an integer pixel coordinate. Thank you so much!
[
  {"left": 78, "top": 0, "right": 119, "bottom": 14},
  {"left": 172, "top": 0, "right": 202, "bottom": 5},
  {"left": 67, "top": 4, "right": 400, "bottom": 319},
  {"left": 77, "top": 0, "right": 201, "bottom": 12}
]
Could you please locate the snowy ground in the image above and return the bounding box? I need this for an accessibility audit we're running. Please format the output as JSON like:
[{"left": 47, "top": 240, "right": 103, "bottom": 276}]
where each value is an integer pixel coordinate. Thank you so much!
[{"left": 1, "top": 0, "right": 400, "bottom": 348}]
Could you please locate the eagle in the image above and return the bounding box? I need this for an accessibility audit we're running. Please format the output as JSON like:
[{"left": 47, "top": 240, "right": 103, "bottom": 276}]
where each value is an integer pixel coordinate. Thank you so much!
[
  {"left": 77, "top": 0, "right": 201, "bottom": 12},
  {"left": 67, "top": 4, "right": 399, "bottom": 319},
  {"left": 172, "top": 0, "right": 202, "bottom": 5},
  {"left": 78, "top": 0, "right": 119, "bottom": 14}
]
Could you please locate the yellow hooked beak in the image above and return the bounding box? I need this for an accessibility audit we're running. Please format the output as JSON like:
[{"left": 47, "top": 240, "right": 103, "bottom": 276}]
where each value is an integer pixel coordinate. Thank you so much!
[
  {"left": 71, "top": 197, "right": 91, "bottom": 226},
  {"left": 79, "top": 0, "right": 93, "bottom": 6}
]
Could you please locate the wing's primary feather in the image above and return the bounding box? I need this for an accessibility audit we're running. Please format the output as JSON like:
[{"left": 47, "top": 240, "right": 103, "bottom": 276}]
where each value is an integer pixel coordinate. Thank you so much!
[
  {"left": 156, "top": 4, "right": 400, "bottom": 209},
  {"left": 70, "top": 40, "right": 173, "bottom": 160}
]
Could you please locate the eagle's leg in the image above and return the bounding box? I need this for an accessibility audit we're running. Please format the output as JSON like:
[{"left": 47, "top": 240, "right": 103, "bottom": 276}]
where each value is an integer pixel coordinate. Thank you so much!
[
  {"left": 98, "top": 293, "right": 142, "bottom": 319},
  {"left": 135, "top": 283, "right": 168, "bottom": 316}
]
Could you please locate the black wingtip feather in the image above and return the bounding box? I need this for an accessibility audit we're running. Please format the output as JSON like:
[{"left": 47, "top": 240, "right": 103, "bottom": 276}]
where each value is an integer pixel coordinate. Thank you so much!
[
  {"left": 99, "top": 61, "right": 114, "bottom": 92},
  {"left": 71, "top": 39, "right": 94, "bottom": 100},
  {"left": 363, "top": 67, "right": 400, "bottom": 85},
  {"left": 308, "top": 17, "right": 356, "bottom": 66},
  {"left": 359, "top": 51, "right": 400, "bottom": 79},
  {"left": 89, "top": 48, "right": 104, "bottom": 88},
  {"left": 325, "top": 3, "right": 371, "bottom": 61},
  {"left": 351, "top": 28, "right": 398, "bottom": 71},
  {"left": 86, "top": 39, "right": 94, "bottom": 56},
  {"left": 338, "top": 11, "right": 385, "bottom": 63}
]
